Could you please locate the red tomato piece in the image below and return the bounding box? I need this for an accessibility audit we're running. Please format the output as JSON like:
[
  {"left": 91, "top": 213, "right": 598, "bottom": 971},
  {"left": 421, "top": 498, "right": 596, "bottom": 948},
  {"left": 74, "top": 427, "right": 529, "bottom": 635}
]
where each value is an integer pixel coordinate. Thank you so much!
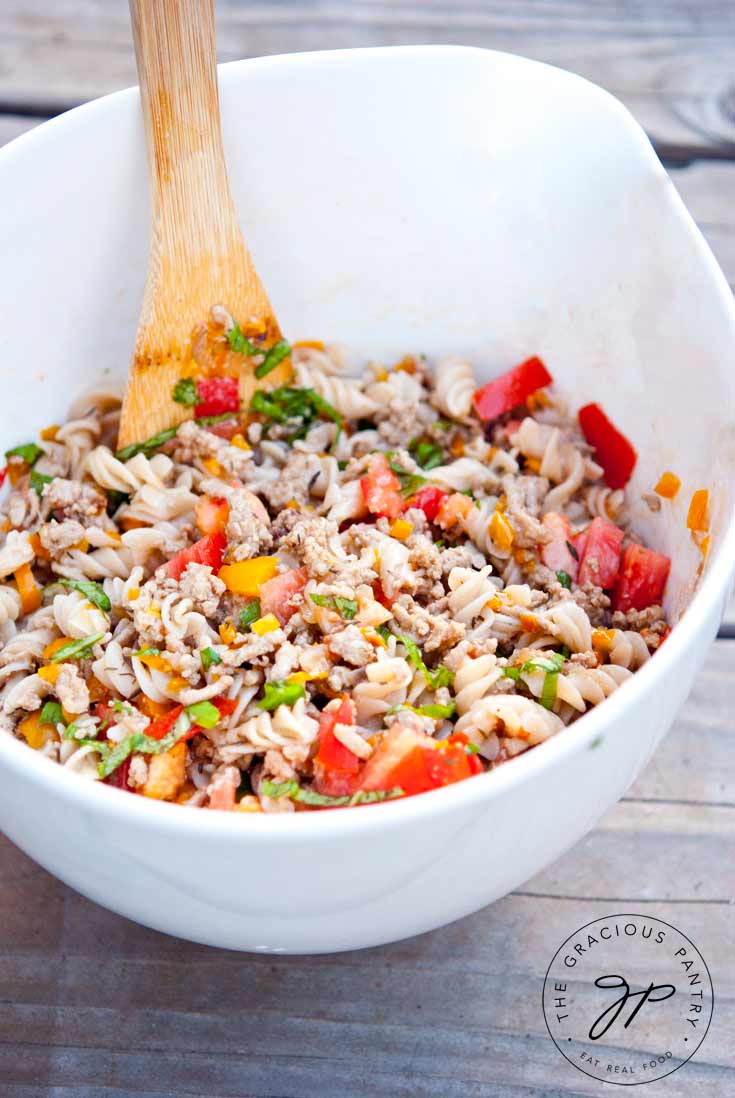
[
  {"left": 359, "top": 726, "right": 477, "bottom": 797},
  {"left": 259, "top": 566, "right": 308, "bottom": 624},
  {"left": 207, "top": 419, "right": 242, "bottom": 440},
  {"left": 578, "top": 402, "right": 637, "bottom": 490},
  {"left": 194, "top": 376, "right": 240, "bottom": 417},
  {"left": 405, "top": 485, "right": 448, "bottom": 522},
  {"left": 313, "top": 699, "right": 361, "bottom": 797},
  {"left": 578, "top": 517, "right": 624, "bottom": 589},
  {"left": 166, "top": 532, "right": 226, "bottom": 580},
  {"left": 612, "top": 542, "right": 671, "bottom": 613},
  {"left": 473, "top": 356, "right": 553, "bottom": 421},
  {"left": 0, "top": 466, "right": 7, "bottom": 489},
  {"left": 105, "top": 756, "right": 133, "bottom": 791},
  {"left": 360, "top": 453, "right": 403, "bottom": 520},
  {"left": 540, "top": 512, "right": 579, "bottom": 581},
  {"left": 373, "top": 580, "right": 395, "bottom": 609},
  {"left": 195, "top": 496, "right": 230, "bottom": 536}
]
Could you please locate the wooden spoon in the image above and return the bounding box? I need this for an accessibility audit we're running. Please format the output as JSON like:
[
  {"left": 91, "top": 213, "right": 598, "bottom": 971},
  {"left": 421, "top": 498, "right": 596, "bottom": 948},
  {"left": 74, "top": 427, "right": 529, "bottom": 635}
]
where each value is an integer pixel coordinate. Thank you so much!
[{"left": 118, "top": 0, "right": 290, "bottom": 450}]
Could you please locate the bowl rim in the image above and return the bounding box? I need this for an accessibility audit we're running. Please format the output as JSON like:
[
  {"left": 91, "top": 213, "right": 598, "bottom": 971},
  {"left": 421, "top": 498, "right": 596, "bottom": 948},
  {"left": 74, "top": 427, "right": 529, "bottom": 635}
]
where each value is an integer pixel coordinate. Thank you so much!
[{"left": 1, "top": 43, "right": 734, "bottom": 840}]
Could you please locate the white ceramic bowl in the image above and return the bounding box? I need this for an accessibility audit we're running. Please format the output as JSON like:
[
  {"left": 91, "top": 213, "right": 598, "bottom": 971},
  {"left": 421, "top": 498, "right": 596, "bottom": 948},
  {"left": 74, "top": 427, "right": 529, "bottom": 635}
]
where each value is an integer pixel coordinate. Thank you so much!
[{"left": 0, "top": 46, "right": 733, "bottom": 953}]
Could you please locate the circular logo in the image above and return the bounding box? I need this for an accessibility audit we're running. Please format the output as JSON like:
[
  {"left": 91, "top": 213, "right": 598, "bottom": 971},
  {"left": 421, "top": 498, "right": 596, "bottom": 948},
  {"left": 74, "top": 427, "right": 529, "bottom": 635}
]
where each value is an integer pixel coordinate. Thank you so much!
[{"left": 542, "top": 914, "right": 714, "bottom": 1086}]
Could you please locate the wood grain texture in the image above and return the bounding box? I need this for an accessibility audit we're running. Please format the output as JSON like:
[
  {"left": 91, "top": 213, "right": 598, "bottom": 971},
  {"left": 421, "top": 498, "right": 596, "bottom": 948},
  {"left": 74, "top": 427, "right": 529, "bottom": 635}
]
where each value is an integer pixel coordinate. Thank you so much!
[
  {"left": 118, "top": 0, "right": 286, "bottom": 449},
  {"left": 1, "top": 0, "right": 734, "bottom": 154},
  {"left": 0, "top": 640, "right": 733, "bottom": 1097}
]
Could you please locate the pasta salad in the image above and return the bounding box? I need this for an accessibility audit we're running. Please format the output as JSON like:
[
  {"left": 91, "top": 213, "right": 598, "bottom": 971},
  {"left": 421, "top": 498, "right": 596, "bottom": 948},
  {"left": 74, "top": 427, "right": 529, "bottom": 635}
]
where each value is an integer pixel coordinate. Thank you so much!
[{"left": 0, "top": 310, "right": 671, "bottom": 812}]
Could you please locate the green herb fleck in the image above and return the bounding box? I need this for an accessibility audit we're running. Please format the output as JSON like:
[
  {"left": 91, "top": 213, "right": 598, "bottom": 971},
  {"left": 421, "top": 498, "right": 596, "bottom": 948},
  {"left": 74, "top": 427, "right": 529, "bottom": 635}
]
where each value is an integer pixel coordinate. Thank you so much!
[
  {"left": 395, "top": 634, "right": 453, "bottom": 690},
  {"left": 172, "top": 377, "right": 199, "bottom": 407},
  {"left": 194, "top": 413, "right": 239, "bottom": 427},
  {"left": 116, "top": 427, "right": 178, "bottom": 462},
  {"left": 409, "top": 436, "right": 444, "bottom": 471},
  {"left": 255, "top": 339, "right": 291, "bottom": 379},
  {"left": 387, "top": 455, "right": 428, "bottom": 498},
  {"left": 59, "top": 578, "right": 111, "bottom": 612},
  {"left": 377, "top": 623, "right": 392, "bottom": 642},
  {"left": 260, "top": 779, "right": 404, "bottom": 807},
  {"left": 309, "top": 593, "right": 358, "bottom": 620},
  {"left": 30, "top": 470, "right": 53, "bottom": 496},
  {"left": 389, "top": 702, "right": 456, "bottom": 720},
  {"left": 556, "top": 570, "right": 572, "bottom": 590},
  {"left": 40, "top": 701, "right": 64, "bottom": 727},
  {"left": 250, "top": 386, "right": 343, "bottom": 450},
  {"left": 185, "top": 700, "right": 221, "bottom": 729},
  {"left": 50, "top": 632, "right": 105, "bottom": 663},
  {"left": 238, "top": 599, "right": 261, "bottom": 632},
  {"left": 227, "top": 323, "right": 260, "bottom": 356},
  {"left": 132, "top": 646, "right": 160, "bottom": 659},
  {"left": 258, "top": 680, "right": 306, "bottom": 711},
  {"left": 200, "top": 646, "right": 222, "bottom": 672},
  {"left": 5, "top": 442, "right": 42, "bottom": 466}
]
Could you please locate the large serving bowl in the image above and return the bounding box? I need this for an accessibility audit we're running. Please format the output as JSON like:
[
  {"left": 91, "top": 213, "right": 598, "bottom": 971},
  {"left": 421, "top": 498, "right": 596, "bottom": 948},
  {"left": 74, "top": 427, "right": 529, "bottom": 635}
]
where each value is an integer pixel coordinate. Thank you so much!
[{"left": 0, "top": 46, "right": 733, "bottom": 952}]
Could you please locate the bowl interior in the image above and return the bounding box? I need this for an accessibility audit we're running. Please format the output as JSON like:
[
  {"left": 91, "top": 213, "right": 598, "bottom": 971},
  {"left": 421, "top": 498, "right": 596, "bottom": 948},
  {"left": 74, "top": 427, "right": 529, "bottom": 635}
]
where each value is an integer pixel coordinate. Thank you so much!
[{"left": 1, "top": 45, "right": 733, "bottom": 621}]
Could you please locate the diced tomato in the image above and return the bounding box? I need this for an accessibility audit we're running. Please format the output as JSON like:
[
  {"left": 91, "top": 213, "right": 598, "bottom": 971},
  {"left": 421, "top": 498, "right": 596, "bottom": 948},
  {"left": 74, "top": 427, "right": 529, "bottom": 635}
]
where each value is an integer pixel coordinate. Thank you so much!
[
  {"left": 405, "top": 485, "right": 448, "bottom": 522},
  {"left": 208, "top": 771, "right": 239, "bottom": 811},
  {"left": 612, "top": 542, "right": 671, "bottom": 613},
  {"left": 572, "top": 529, "right": 588, "bottom": 562},
  {"left": 473, "top": 356, "right": 553, "bottom": 421},
  {"left": 578, "top": 402, "right": 637, "bottom": 490},
  {"left": 259, "top": 566, "right": 308, "bottom": 624},
  {"left": 195, "top": 496, "right": 230, "bottom": 536},
  {"left": 313, "top": 699, "right": 361, "bottom": 797},
  {"left": 540, "top": 512, "right": 579, "bottom": 581},
  {"left": 0, "top": 466, "right": 7, "bottom": 489},
  {"left": 207, "top": 419, "right": 242, "bottom": 440},
  {"left": 105, "top": 756, "right": 133, "bottom": 791},
  {"left": 194, "top": 376, "right": 240, "bottom": 417},
  {"left": 360, "top": 453, "right": 403, "bottom": 520},
  {"left": 359, "top": 726, "right": 477, "bottom": 797},
  {"left": 166, "top": 532, "right": 226, "bottom": 580},
  {"left": 373, "top": 580, "right": 395, "bottom": 609},
  {"left": 435, "top": 491, "right": 473, "bottom": 530},
  {"left": 146, "top": 697, "right": 237, "bottom": 742},
  {"left": 578, "top": 517, "right": 624, "bottom": 589}
]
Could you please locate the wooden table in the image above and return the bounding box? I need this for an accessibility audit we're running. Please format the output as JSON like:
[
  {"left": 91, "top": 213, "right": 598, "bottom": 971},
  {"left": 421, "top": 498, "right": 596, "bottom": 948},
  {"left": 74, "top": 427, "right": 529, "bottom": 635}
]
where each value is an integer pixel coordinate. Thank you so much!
[{"left": 1, "top": 4, "right": 733, "bottom": 1095}]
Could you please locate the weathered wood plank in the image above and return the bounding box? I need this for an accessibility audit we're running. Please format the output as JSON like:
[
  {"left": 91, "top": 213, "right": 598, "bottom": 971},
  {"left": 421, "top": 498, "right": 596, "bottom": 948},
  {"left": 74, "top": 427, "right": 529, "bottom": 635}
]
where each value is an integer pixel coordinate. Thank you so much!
[
  {"left": 1, "top": 0, "right": 734, "bottom": 153},
  {"left": 0, "top": 639, "right": 732, "bottom": 1095}
]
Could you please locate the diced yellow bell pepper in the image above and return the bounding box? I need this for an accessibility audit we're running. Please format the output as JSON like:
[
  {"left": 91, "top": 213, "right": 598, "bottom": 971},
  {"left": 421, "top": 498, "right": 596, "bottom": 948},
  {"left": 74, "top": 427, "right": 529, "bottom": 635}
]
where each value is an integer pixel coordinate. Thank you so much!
[
  {"left": 143, "top": 741, "right": 187, "bottom": 801},
  {"left": 230, "top": 433, "right": 251, "bottom": 451},
  {"left": 42, "top": 637, "right": 70, "bottom": 661},
  {"left": 489, "top": 510, "right": 515, "bottom": 552},
  {"left": 166, "top": 675, "right": 189, "bottom": 693},
  {"left": 687, "top": 489, "right": 709, "bottom": 533},
  {"left": 135, "top": 651, "right": 173, "bottom": 673},
  {"left": 202, "top": 457, "right": 224, "bottom": 478},
  {"left": 251, "top": 613, "right": 280, "bottom": 636},
  {"left": 38, "top": 664, "right": 62, "bottom": 684},
  {"left": 18, "top": 711, "right": 57, "bottom": 750},
  {"left": 235, "top": 795, "right": 263, "bottom": 813},
  {"left": 654, "top": 471, "right": 681, "bottom": 500},
  {"left": 219, "top": 620, "right": 238, "bottom": 645},
  {"left": 127, "top": 587, "right": 140, "bottom": 601},
  {"left": 218, "top": 556, "right": 278, "bottom": 596},
  {"left": 15, "top": 563, "right": 41, "bottom": 615},
  {"left": 40, "top": 424, "right": 60, "bottom": 441},
  {"left": 592, "top": 628, "right": 615, "bottom": 653},
  {"left": 389, "top": 518, "right": 413, "bottom": 541}
]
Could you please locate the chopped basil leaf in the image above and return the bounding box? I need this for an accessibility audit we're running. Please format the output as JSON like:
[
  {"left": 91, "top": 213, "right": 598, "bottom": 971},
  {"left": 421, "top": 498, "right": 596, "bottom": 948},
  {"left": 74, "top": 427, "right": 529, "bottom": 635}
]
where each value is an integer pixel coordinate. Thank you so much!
[
  {"left": 390, "top": 702, "right": 456, "bottom": 719},
  {"left": 540, "top": 670, "right": 560, "bottom": 710},
  {"left": 408, "top": 436, "right": 444, "bottom": 471},
  {"left": 30, "top": 470, "right": 53, "bottom": 496},
  {"left": 40, "top": 701, "right": 64, "bottom": 727},
  {"left": 238, "top": 599, "right": 261, "bottom": 631},
  {"left": 250, "top": 386, "right": 343, "bottom": 450},
  {"left": 172, "top": 377, "right": 199, "bottom": 407},
  {"left": 377, "top": 623, "right": 392, "bottom": 641},
  {"left": 254, "top": 339, "right": 291, "bottom": 379},
  {"left": 395, "top": 634, "right": 453, "bottom": 690},
  {"left": 504, "top": 652, "right": 565, "bottom": 710},
  {"left": 116, "top": 427, "right": 178, "bottom": 462},
  {"left": 186, "top": 700, "right": 221, "bottom": 729},
  {"left": 107, "top": 489, "right": 130, "bottom": 511},
  {"left": 200, "top": 646, "right": 222, "bottom": 671},
  {"left": 257, "top": 680, "right": 306, "bottom": 711},
  {"left": 227, "top": 322, "right": 260, "bottom": 356},
  {"left": 260, "top": 779, "right": 404, "bottom": 807},
  {"left": 465, "top": 742, "right": 481, "bottom": 755},
  {"left": 309, "top": 593, "right": 358, "bottom": 620},
  {"left": 132, "top": 646, "right": 160, "bottom": 658},
  {"left": 556, "top": 570, "right": 572, "bottom": 590},
  {"left": 503, "top": 666, "right": 522, "bottom": 682},
  {"left": 566, "top": 539, "right": 580, "bottom": 562},
  {"left": 5, "top": 442, "right": 42, "bottom": 466},
  {"left": 50, "top": 632, "right": 105, "bottom": 663},
  {"left": 194, "top": 412, "right": 238, "bottom": 427},
  {"left": 59, "top": 578, "right": 111, "bottom": 612},
  {"left": 111, "top": 700, "right": 134, "bottom": 715},
  {"left": 387, "top": 455, "right": 428, "bottom": 498}
]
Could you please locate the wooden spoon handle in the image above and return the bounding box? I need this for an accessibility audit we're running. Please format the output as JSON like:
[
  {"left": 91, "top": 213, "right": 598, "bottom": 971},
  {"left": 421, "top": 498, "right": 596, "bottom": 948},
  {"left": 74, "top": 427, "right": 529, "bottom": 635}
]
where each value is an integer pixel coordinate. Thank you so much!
[{"left": 119, "top": 0, "right": 281, "bottom": 448}]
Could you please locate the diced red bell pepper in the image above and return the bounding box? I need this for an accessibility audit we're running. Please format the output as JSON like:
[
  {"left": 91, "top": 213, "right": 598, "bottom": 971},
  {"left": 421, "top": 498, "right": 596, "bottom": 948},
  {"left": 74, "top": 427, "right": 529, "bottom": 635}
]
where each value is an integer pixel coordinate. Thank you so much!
[
  {"left": 146, "top": 697, "right": 237, "bottom": 742},
  {"left": 405, "top": 485, "right": 448, "bottom": 522},
  {"left": 194, "top": 376, "right": 240, "bottom": 418},
  {"left": 166, "top": 531, "right": 226, "bottom": 580},
  {"left": 360, "top": 453, "right": 403, "bottom": 520},
  {"left": 578, "top": 516, "right": 624, "bottom": 589},
  {"left": 0, "top": 466, "right": 7, "bottom": 489},
  {"left": 540, "top": 512, "right": 579, "bottom": 581},
  {"left": 612, "top": 542, "right": 671, "bottom": 613},
  {"left": 473, "top": 356, "right": 553, "bottom": 421},
  {"left": 578, "top": 402, "right": 637, "bottom": 490},
  {"left": 313, "top": 699, "right": 361, "bottom": 797},
  {"left": 359, "top": 726, "right": 478, "bottom": 797},
  {"left": 195, "top": 496, "right": 230, "bottom": 536},
  {"left": 373, "top": 580, "right": 395, "bottom": 609},
  {"left": 259, "top": 566, "right": 308, "bottom": 624}
]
